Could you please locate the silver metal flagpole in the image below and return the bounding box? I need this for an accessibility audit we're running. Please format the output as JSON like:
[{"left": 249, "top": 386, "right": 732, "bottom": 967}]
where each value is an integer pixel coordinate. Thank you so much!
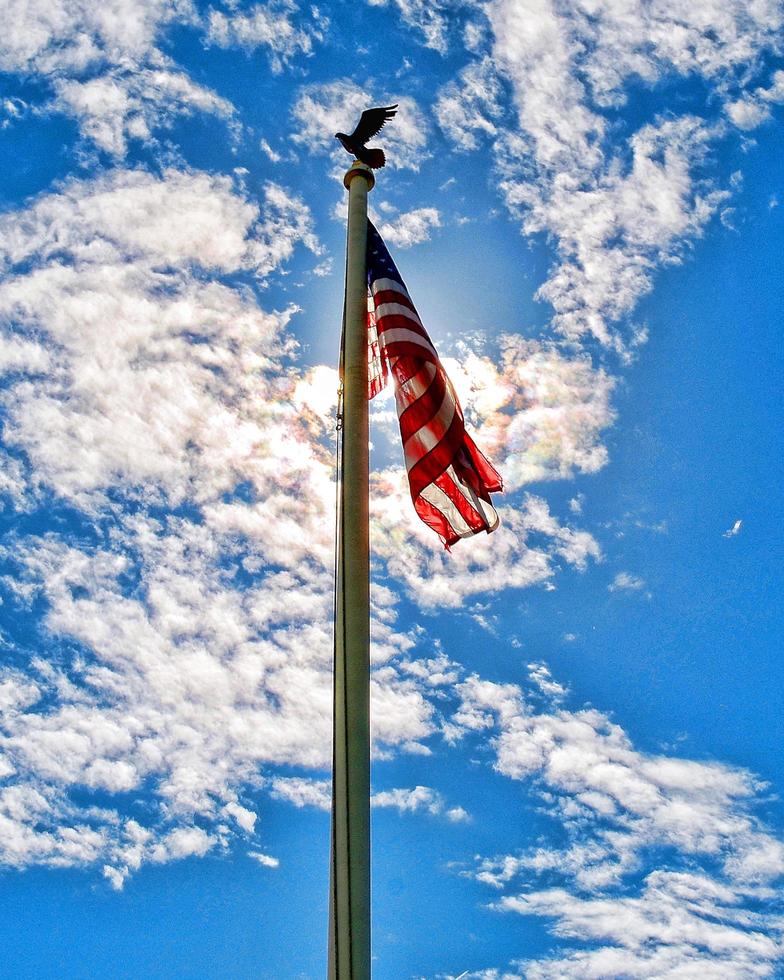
[{"left": 329, "top": 160, "right": 374, "bottom": 979}]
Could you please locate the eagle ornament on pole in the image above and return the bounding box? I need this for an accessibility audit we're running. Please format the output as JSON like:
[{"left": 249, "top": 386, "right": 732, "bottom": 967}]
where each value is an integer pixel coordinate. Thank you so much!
[{"left": 335, "top": 104, "right": 398, "bottom": 169}]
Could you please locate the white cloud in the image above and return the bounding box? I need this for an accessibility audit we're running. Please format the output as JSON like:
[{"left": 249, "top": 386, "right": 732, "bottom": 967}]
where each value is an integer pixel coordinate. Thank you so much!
[
  {"left": 726, "top": 97, "right": 772, "bottom": 131},
  {"left": 378, "top": 207, "right": 442, "bottom": 248},
  {"left": 0, "top": 0, "right": 239, "bottom": 155},
  {"left": 518, "top": 115, "right": 728, "bottom": 351},
  {"left": 51, "top": 65, "right": 234, "bottom": 157},
  {"left": 0, "top": 166, "right": 444, "bottom": 880},
  {"left": 444, "top": 337, "right": 615, "bottom": 491},
  {"left": 223, "top": 801, "right": 257, "bottom": 832},
  {"left": 726, "top": 69, "right": 784, "bottom": 131},
  {"left": 435, "top": 57, "right": 504, "bottom": 151},
  {"left": 205, "top": 1, "right": 327, "bottom": 71},
  {"left": 508, "top": 872, "right": 783, "bottom": 978},
  {"left": 268, "top": 777, "right": 331, "bottom": 810},
  {"left": 259, "top": 137, "right": 283, "bottom": 163},
  {"left": 248, "top": 850, "right": 280, "bottom": 868},
  {"left": 0, "top": 0, "right": 196, "bottom": 75},
  {"left": 0, "top": 169, "right": 321, "bottom": 506},
  {"left": 0, "top": 0, "right": 329, "bottom": 157},
  {"left": 436, "top": 0, "right": 784, "bottom": 353},
  {"left": 372, "top": 487, "right": 600, "bottom": 609},
  {"left": 372, "top": 784, "right": 468, "bottom": 820},
  {"left": 609, "top": 571, "right": 645, "bottom": 592},
  {"left": 0, "top": 166, "right": 609, "bottom": 883},
  {"left": 450, "top": 670, "right": 784, "bottom": 976},
  {"left": 526, "top": 663, "right": 566, "bottom": 700},
  {"left": 366, "top": 0, "right": 460, "bottom": 54}
]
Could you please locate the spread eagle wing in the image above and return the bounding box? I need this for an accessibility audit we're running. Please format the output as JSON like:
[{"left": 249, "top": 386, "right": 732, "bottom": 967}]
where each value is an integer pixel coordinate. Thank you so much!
[{"left": 350, "top": 104, "right": 398, "bottom": 145}]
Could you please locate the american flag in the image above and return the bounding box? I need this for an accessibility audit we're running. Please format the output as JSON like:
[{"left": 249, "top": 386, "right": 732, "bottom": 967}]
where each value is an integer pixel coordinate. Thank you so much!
[{"left": 366, "top": 220, "right": 502, "bottom": 548}]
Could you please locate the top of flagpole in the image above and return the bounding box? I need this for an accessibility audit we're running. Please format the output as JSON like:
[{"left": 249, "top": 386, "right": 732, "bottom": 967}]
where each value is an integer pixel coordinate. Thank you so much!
[{"left": 343, "top": 160, "right": 375, "bottom": 191}]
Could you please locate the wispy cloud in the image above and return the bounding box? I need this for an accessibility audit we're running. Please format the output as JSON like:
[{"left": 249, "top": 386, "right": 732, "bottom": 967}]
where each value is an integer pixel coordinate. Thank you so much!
[
  {"left": 378, "top": 207, "right": 442, "bottom": 248},
  {"left": 0, "top": 161, "right": 609, "bottom": 885},
  {"left": 609, "top": 571, "right": 646, "bottom": 592},
  {"left": 0, "top": 0, "right": 327, "bottom": 157},
  {"left": 451, "top": 669, "right": 784, "bottom": 976},
  {"left": 372, "top": 785, "right": 469, "bottom": 822},
  {"left": 205, "top": 1, "right": 328, "bottom": 71},
  {"left": 436, "top": 0, "right": 783, "bottom": 355},
  {"left": 366, "top": 0, "right": 465, "bottom": 54}
]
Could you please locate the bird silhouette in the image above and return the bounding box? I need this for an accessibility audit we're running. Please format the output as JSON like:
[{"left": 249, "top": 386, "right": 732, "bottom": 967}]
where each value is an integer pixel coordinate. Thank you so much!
[{"left": 335, "top": 104, "right": 398, "bottom": 169}]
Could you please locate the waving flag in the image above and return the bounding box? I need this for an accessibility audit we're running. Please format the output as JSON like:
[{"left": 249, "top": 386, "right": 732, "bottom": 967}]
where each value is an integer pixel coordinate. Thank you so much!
[{"left": 366, "top": 220, "right": 503, "bottom": 548}]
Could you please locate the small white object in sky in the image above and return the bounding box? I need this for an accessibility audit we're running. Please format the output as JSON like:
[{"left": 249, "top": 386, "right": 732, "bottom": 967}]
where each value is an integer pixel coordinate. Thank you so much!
[
  {"left": 609, "top": 571, "right": 645, "bottom": 592},
  {"left": 724, "top": 520, "right": 743, "bottom": 538},
  {"left": 248, "top": 851, "right": 280, "bottom": 868}
]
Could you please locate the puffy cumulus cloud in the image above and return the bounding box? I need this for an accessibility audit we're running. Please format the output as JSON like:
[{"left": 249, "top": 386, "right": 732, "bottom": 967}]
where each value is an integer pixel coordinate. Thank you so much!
[
  {"left": 0, "top": 167, "right": 257, "bottom": 269},
  {"left": 726, "top": 69, "right": 784, "bottom": 131},
  {"left": 0, "top": 499, "right": 452, "bottom": 876},
  {"left": 291, "top": 80, "right": 429, "bottom": 171},
  {"left": 507, "top": 873, "right": 783, "bottom": 979},
  {"left": 0, "top": 0, "right": 196, "bottom": 75},
  {"left": 268, "top": 776, "right": 331, "bottom": 810},
  {"left": 0, "top": 169, "right": 321, "bottom": 505},
  {"left": 0, "top": 504, "right": 328, "bottom": 876},
  {"left": 372, "top": 785, "right": 469, "bottom": 822},
  {"left": 0, "top": 0, "right": 234, "bottom": 155},
  {"left": 205, "top": 1, "right": 328, "bottom": 71},
  {"left": 523, "top": 115, "right": 728, "bottom": 350},
  {"left": 0, "top": 166, "right": 445, "bottom": 881},
  {"left": 372, "top": 479, "right": 600, "bottom": 609},
  {"left": 609, "top": 571, "right": 646, "bottom": 592},
  {"left": 0, "top": 0, "right": 327, "bottom": 156},
  {"left": 0, "top": 397, "right": 439, "bottom": 883},
  {"left": 447, "top": 672, "right": 784, "bottom": 976},
  {"left": 435, "top": 56, "right": 505, "bottom": 151},
  {"left": 377, "top": 207, "right": 442, "bottom": 248},
  {"left": 0, "top": 165, "right": 615, "bottom": 880},
  {"left": 485, "top": 0, "right": 784, "bottom": 170},
  {"left": 435, "top": 0, "right": 784, "bottom": 353},
  {"left": 440, "top": 336, "right": 615, "bottom": 491},
  {"left": 51, "top": 64, "right": 234, "bottom": 157}
]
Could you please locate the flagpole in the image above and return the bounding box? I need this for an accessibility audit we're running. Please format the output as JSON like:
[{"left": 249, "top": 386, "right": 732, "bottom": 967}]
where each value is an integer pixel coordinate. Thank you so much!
[{"left": 329, "top": 160, "right": 374, "bottom": 979}]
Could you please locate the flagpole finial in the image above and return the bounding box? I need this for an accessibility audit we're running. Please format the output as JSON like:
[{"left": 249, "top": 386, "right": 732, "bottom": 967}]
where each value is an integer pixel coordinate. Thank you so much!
[{"left": 344, "top": 160, "right": 375, "bottom": 192}]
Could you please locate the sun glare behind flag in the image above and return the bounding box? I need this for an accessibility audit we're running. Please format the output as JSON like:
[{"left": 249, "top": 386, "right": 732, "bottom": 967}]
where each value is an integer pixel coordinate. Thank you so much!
[{"left": 366, "top": 220, "right": 503, "bottom": 548}]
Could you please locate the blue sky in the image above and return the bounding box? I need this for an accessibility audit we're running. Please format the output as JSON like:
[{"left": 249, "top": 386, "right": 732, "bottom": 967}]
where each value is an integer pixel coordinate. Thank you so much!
[{"left": 0, "top": 1, "right": 783, "bottom": 977}]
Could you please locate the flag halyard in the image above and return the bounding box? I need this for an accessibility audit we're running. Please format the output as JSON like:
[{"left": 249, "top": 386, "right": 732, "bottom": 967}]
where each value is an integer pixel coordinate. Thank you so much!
[{"left": 366, "top": 220, "right": 503, "bottom": 548}]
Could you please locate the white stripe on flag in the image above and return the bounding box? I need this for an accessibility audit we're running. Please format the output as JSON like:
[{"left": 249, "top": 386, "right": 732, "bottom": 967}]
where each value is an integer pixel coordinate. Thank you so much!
[
  {"left": 420, "top": 483, "right": 476, "bottom": 539},
  {"left": 371, "top": 277, "right": 411, "bottom": 300},
  {"left": 378, "top": 327, "right": 438, "bottom": 358},
  {"left": 442, "top": 464, "right": 500, "bottom": 531},
  {"left": 374, "top": 302, "right": 424, "bottom": 327}
]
